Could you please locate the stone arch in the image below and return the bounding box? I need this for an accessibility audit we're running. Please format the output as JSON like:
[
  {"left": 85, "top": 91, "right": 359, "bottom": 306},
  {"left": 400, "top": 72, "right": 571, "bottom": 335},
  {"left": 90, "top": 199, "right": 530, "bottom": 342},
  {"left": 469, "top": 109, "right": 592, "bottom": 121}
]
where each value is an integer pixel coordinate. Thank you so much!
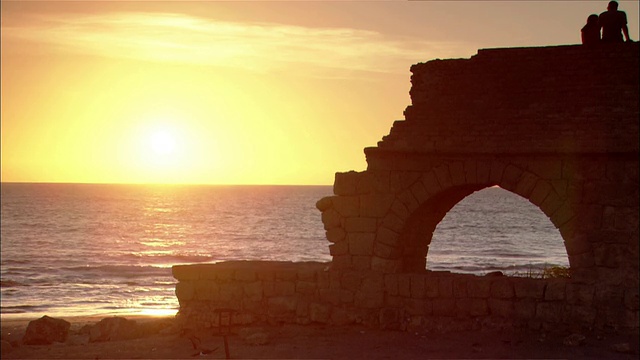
[{"left": 373, "top": 160, "right": 595, "bottom": 277}]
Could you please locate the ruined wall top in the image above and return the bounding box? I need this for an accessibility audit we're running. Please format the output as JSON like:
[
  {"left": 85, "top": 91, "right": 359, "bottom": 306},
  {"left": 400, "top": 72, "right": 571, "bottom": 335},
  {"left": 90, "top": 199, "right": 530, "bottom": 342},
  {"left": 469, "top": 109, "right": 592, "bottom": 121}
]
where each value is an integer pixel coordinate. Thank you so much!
[{"left": 370, "top": 43, "right": 639, "bottom": 157}]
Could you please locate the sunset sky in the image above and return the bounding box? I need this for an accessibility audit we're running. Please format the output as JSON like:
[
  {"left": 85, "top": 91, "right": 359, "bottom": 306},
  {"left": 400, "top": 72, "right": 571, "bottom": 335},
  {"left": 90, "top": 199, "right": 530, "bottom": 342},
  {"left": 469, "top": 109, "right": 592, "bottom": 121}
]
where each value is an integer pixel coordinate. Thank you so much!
[{"left": 2, "top": 1, "right": 639, "bottom": 185}]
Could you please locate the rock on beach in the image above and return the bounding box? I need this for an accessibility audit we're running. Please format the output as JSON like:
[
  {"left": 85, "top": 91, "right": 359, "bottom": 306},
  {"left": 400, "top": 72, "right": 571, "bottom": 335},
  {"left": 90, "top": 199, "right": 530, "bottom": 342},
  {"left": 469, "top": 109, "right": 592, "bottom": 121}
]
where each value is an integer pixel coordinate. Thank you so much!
[{"left": 22, "top": 315, "right": 71, "bottom": 345}]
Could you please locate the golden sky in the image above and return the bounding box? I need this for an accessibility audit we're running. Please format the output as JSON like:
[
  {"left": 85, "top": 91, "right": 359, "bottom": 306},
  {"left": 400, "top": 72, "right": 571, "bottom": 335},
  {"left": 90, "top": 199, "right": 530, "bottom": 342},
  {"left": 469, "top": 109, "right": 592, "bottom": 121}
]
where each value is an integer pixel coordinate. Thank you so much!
[{"left": 2, "top": 1, "right": 639, "bottom": 185}]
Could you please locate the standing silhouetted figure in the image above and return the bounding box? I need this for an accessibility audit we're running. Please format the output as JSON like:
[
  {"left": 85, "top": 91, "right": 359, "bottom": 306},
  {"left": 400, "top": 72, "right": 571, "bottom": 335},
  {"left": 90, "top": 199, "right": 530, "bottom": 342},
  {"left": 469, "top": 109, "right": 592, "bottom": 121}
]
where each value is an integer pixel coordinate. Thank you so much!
[
  {"left": 581, "top": 14, "right": 601, "bottom": 45},
  {"left": 599, "top": 1, "right": 632, "bottom": 43}
]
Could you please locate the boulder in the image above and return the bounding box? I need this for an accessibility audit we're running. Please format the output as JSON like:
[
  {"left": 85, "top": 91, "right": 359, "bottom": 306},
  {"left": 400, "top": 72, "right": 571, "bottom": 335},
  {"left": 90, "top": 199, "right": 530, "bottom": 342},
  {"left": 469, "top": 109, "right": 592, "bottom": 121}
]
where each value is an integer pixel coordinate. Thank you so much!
[
  {"left": 88, "top": 317, "right": 139, "bottom": 342},
  {"left": 22, "top": 315, "right": 71, "bottom": 345}
]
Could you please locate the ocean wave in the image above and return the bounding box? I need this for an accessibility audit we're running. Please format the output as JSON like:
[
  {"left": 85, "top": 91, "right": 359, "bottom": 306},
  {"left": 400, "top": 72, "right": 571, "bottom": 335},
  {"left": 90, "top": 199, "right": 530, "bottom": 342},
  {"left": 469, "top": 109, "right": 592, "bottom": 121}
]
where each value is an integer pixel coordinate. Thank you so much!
[
  {"left": 1, "top": 305, "right": 48, "bottom": 313},
  {"left": 59, "top": 265, "right": 172, "bottom": 278},
  {"left": 115, "top": 253, "right": 218, "bottom": 265},
  {"left": 0, "top": 280, "right": 28, "bottom": 287}
]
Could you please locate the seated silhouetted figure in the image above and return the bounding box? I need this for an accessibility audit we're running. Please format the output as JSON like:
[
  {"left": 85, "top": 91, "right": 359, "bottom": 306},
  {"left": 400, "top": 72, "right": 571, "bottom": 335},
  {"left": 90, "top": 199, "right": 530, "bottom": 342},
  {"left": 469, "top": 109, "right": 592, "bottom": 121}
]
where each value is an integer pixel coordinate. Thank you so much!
[
  {"left": 581, "top": 14, "right": 601, "bottom": 45},
  {"left": 599, "top": 1, "right": 632, "bottom": 43}
]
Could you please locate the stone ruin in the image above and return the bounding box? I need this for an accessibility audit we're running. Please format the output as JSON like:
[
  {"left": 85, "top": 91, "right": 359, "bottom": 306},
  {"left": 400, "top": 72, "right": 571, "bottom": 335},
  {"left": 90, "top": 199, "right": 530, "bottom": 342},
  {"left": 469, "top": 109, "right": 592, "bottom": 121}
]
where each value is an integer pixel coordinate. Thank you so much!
[{"left": 173, "top": 43, "right": 639, "bottom": 334}]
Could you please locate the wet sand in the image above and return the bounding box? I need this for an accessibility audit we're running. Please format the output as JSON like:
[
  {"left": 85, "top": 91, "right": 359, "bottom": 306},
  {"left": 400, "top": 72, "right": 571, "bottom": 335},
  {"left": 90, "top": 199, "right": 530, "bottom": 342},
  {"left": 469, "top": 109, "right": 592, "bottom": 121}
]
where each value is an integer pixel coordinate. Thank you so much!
[{"left": 1, "top": 315, "right": 638, "bottom": 359}]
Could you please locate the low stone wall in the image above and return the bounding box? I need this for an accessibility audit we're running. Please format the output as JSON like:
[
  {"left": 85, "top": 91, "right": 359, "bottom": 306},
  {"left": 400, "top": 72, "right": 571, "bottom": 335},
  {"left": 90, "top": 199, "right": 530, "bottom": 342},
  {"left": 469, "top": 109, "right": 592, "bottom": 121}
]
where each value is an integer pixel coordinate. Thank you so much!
[{"left": 172, "top": 261, "right": 638, "bottom": 334}]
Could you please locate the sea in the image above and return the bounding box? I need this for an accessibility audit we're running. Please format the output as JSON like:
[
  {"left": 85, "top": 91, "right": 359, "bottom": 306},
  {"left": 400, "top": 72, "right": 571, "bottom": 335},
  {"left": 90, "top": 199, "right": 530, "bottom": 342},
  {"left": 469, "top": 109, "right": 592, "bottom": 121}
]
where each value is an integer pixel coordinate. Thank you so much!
[{"left": 0, "top": 183, "right": 568, "bottom": 320}]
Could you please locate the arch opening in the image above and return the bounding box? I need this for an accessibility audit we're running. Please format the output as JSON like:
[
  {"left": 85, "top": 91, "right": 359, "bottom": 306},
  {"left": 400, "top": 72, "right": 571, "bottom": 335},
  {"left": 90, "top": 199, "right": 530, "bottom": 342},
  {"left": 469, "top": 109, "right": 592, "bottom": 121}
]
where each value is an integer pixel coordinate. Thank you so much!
[{"left": 426, "top": 186, "right": 569, "bottom": 276}]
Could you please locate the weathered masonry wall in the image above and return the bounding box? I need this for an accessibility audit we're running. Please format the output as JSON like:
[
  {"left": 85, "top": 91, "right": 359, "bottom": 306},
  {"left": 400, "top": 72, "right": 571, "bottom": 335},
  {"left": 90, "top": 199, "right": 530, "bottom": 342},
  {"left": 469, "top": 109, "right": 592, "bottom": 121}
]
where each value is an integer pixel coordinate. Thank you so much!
[
  {"left": 173, "top": 261, "right": 636, "bottom": 333},
  {"left": 174, "top": 44, "right": 639, "bottom": 334}
]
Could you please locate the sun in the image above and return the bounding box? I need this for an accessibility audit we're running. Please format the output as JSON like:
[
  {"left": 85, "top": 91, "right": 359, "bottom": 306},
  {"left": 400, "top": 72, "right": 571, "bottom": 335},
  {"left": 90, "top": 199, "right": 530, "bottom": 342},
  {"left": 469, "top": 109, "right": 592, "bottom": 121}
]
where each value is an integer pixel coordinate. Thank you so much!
[{"left": 149, "top": 130, "right": 176, "bottom": 155}]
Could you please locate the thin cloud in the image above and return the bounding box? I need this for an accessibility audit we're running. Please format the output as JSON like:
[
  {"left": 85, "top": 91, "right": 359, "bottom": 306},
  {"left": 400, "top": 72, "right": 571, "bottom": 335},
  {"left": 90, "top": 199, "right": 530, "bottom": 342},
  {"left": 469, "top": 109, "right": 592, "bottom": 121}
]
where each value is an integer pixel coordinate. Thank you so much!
[{"left": 3, "top": 12, "right": 468, "bottom": 74}]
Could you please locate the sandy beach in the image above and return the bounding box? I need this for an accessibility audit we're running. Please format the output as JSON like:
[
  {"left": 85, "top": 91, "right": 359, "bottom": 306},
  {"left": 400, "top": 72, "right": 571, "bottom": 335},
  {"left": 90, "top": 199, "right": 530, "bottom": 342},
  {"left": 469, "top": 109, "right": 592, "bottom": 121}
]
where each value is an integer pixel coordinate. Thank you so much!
[{"left": 1, "top": 314, "right": 638, "bottom": 359}]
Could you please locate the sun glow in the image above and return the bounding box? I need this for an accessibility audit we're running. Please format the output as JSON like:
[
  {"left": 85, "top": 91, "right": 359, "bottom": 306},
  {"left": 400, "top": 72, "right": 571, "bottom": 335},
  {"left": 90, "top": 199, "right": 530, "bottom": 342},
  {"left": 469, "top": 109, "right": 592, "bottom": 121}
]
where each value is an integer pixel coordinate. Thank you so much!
[{"left": 149, "top": 130, "right": 176, "bottom": 156}]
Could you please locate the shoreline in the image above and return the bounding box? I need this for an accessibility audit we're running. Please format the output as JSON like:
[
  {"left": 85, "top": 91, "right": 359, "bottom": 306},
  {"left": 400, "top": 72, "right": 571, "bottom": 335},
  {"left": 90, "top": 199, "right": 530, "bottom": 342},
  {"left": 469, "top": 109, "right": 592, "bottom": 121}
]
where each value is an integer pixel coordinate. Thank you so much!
[{"left": 2, "top": 313, "right": 638, "bottom": 359}]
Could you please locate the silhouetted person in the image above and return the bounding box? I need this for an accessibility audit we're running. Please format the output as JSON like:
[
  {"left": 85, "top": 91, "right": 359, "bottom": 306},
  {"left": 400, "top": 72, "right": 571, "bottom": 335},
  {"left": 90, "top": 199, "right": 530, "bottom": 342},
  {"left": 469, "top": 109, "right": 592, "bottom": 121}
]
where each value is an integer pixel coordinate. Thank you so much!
[
  {"left": 581, "top": 14, "right": 601, "bottom": 45},
  {"left": 599, "top": 1, "right": 632, "bottom": 43}
]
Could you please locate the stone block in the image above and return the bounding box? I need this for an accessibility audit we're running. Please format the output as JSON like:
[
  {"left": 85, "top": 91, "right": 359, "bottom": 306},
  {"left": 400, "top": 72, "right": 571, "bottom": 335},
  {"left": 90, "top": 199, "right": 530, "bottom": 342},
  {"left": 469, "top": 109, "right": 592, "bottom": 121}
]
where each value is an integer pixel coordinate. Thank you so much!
[
  {"left": 274, "top": 281, "right": 296, "bottom": 296},
  {"left": 341, "top": 272, "right": 363, "bottom": 291},
  {"left": 544, "top": 280, "right": 566, "bottom": 301},
  {"left": 390, "top": 199, "right": 410, "bottom": 220},
  {"left": 326, "top": 227, "right": 346, "bottom": 243},
  {"left": 332, "top": 196, "right": 360, "bottom": 217},
  {"left": 321, "top": 209, "right": 342, "bottom": 230},
  {"left": 172, "top": 265, "right": 202, "bottom": 281},
  {"left": 438, "top": 277, "right": 454, "bottom": 298},
  {"left": 355, "top": 289, "right": 384, "bottom": 308},
  {"left": 175, "top": 282, "right": 195, "bottom": 302},
  {"left": 344, "top": 217, "right": 377, "bottom": 232},
  {"left": 348, "top": 233, "right": 375, "bottom": 255},
  {"left": 340, "top": 289, "right": 355, "bottom": 303},
  {"left": 453, "top": 278, "right": 467, "bottom": 298},
  {"left": 268, "top": 297, "right": 298, "bottom": 315},
  {"left": 360, "top": 194, "right": 394, "bottom": 217},
  {"left": 398, "top": 274, "right": 411, "bottom": 298},
  {"left": 379, "top": 308, "right": 402, "bottom": 330},
  {"left": 450, "top": 162, "right": 466, "bottom": 186},
  {"left": 488, "top": 298, "right": 514, "bottom": 317},
  {"left": 536, "top": 302, "right": 563, "bottom": 324},
  {"left": 219, "top": 283, "right": 243, "bottom": 302},
  {"left": 410, "top": 275, "right": 425, "bottom": 298},
  {"left": 318, "top": 289, "right": 341, "bottom": 305},
  {"left": 234, "top": 268, "right": 257, "bottom": 282},
  {"left": 464, "top": 160, "right": 478, "bottom": 184},
  {"left": 490, "top": 279, "right": 515, "bottom": 299},
  {"left": 432, "top": 298, "right": 456, "bottom": 316},
  {"left": 501, "top": 164, "right": 523, "bottom": 191},
  {"left": 361, "top": 274, "right": 385, "bottom": 293},
  {"left": 410, "top": 180, "right": 430, "bottom": 204},
  {"left": 296, "top": 281, "right": 316, "bottom": 296},
  {"left": 404, "top": 298, "right": 428, "bottom": 315},
  {"left": 594, "top": 284, "right": 624, "bottom": 307},
  {"left": 373, "top": 242, "right": 400, "bottom": 259},
  {"left": 568, "top": 251, "right": 595, "bottom": 269},
  {"left": 384, "top": 274, "right": 399, "bottom": 295},
  {"left": 563, "top": 304, "right": 596, "bottom": 328},
  {"left": 334, "top": 171, "right": 359, "bottom": 196},
  {"left": 315, "top": 196, "right": 332, "bottom": 211},
  {"left": 371, "top": 257, "right": 401, "bottom": 273},
  {"left": 433, "top": 165, "right": 453, "bottom": 188},
  {"left": 421, "top": 171, "right": 442, "bottom": 194},
  {"left": 213, "top": 268, "right": 235, "bottom": 281},
  {"left": 275, "top": 269, "right": 298, "bottom": 281},
  {"left": 514, "top": 171, "right": 538, "bottom": 198},
  {"left": 331, "top": 307, "right": 354, "bottom": 325},
  {"left": 424, "top": 277, "right": 439, "bottom": 298},
  {"left": 529, "top": 180, "right": 553, "bottom": 207},
  {"left": 309, "top": 303, "right": 331, "bottom": 323},
  {"left": 476, "top": 161, "right": 491, "bottom": 184},
  {"left": 489, "top": 161, "right": 506, "bottom": 184},
  {"left": 513, "top": 278, "right": 546, "bottom": 299},
  {"left": 514, "top": 299, "right": 536, "bottom": 319},
  {"left": 466, "top": 278, "right": 491, "bottom": 298},
  {"left": 376, "top": 227, "right": 400, "bottom": 246},
  {"left": 528, "top": 159, "right": 562, "bottom": 180},
  {"left": 194, "top": 280, "right": 216, "bottom": 301},
  {"left": 397, "top": 190, "right": 419, "bottom": 213},
  {"left": 257, "top": 269, "right": 276, "bottom": 281},
  {"left": 565, "top": 283, "right": 594, "bottom": 305},
  {"left": 593, "top": 244, "right": 627, "bottom": 268},
  {"left": 457, "top": 298, "right": 489, "bottom": 317},
  {"left": 352, "top": 256, "right": 372, "bottom": 270},
  {"left": 329, "top": 242, "right": 348, "bottom": 256},
  {"left": 550, "top": 201, "right": 574, "bottom": 228}
]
